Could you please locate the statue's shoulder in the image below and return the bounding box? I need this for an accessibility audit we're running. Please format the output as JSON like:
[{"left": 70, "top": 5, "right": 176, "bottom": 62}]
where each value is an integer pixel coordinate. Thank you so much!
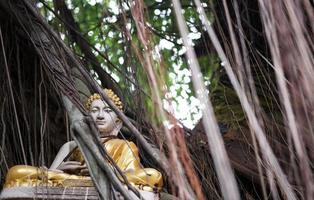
[
  {"left": 105, "top": 138, "right": 137, "bottom": 149},
  {"left": 105, "top": 138, "right": 132, "bottom": 144}
]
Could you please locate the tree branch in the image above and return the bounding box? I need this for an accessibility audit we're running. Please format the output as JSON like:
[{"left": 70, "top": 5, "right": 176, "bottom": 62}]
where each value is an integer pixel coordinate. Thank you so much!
[{"left": 53, "top": 0, "right": 121, "bottom": 97}]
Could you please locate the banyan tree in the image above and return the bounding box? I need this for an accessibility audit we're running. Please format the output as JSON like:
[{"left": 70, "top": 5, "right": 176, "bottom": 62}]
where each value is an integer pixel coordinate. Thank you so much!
[{"left": 0, "top": 0, "right": 313, "bottom": 199}]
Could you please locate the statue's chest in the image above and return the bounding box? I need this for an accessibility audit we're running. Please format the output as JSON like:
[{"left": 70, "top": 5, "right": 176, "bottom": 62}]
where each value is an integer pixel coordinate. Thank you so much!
[{"left": 69, "top": 139, "right": 136, "bottom": 166}]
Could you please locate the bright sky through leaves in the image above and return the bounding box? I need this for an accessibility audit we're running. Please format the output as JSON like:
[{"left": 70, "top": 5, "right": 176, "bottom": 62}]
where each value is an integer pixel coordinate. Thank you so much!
[{"left": 39, "top": 0, "right": 207, "bottom": 129}]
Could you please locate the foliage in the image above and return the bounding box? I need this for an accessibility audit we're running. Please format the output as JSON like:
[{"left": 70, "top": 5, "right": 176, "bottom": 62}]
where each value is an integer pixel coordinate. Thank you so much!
[
  {"left": 2, "top": 0, "right": 313, "bottom": 199},
  {"left": 37, "top": 0, "right": 217, "bottom": 128}
]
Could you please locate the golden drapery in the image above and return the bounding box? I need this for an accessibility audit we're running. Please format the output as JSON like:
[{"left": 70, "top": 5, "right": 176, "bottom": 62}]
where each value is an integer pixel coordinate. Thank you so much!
[{"left": 4, "top": 138, "right": 163, "bottom": 192}]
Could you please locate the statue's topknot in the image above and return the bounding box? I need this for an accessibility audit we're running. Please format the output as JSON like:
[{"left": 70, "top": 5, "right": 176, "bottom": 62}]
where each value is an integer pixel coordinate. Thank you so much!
[{"left": 85, "top": 89, "right": 123, "bottom": 111}]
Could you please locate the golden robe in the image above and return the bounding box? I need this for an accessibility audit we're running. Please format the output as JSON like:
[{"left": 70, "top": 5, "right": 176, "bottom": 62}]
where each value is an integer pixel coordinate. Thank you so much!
[{"left": 4, "top": 138, "right": 163, "bottom": 192}]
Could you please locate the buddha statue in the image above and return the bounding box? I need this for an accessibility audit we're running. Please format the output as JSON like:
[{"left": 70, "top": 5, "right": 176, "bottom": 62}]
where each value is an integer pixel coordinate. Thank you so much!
[{"left": 2, "top": 89, "right": 163, "bottom": 199}]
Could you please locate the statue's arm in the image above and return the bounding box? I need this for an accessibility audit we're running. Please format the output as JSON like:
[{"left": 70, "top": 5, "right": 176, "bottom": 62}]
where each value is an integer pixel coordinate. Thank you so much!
[{"left": 49, "top": 141, "right": 77, "bottom": 169}]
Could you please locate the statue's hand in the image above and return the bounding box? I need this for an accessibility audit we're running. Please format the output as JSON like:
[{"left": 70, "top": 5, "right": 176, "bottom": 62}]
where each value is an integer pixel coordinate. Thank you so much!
[{"left": 57, "top": 161, "right": 87, "bottom": 175}]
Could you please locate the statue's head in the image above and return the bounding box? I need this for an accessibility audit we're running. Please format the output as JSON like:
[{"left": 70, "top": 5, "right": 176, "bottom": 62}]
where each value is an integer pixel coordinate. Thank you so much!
[{"left": 85, "top": 89, "right": 123, "bottom": 136}]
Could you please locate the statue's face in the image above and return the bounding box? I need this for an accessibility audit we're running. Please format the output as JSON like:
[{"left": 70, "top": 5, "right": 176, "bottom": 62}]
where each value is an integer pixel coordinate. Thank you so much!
[{"left": 89, "top": 99, "right": 119, "bottom": 136}]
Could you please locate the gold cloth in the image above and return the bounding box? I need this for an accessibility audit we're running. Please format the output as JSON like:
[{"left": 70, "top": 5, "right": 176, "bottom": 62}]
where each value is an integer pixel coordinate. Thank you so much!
[
  {"left": 4, "top": 138, "right": 163, "bottom": 192},
  {"left": 3, "top": 165, "right": 92, "bottom": 188}
]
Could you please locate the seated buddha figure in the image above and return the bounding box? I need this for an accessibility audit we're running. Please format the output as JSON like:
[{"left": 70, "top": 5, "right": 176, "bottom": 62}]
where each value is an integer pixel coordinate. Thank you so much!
[{"left": 3, "top": 89, "right": 163, "bottom": 199}]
